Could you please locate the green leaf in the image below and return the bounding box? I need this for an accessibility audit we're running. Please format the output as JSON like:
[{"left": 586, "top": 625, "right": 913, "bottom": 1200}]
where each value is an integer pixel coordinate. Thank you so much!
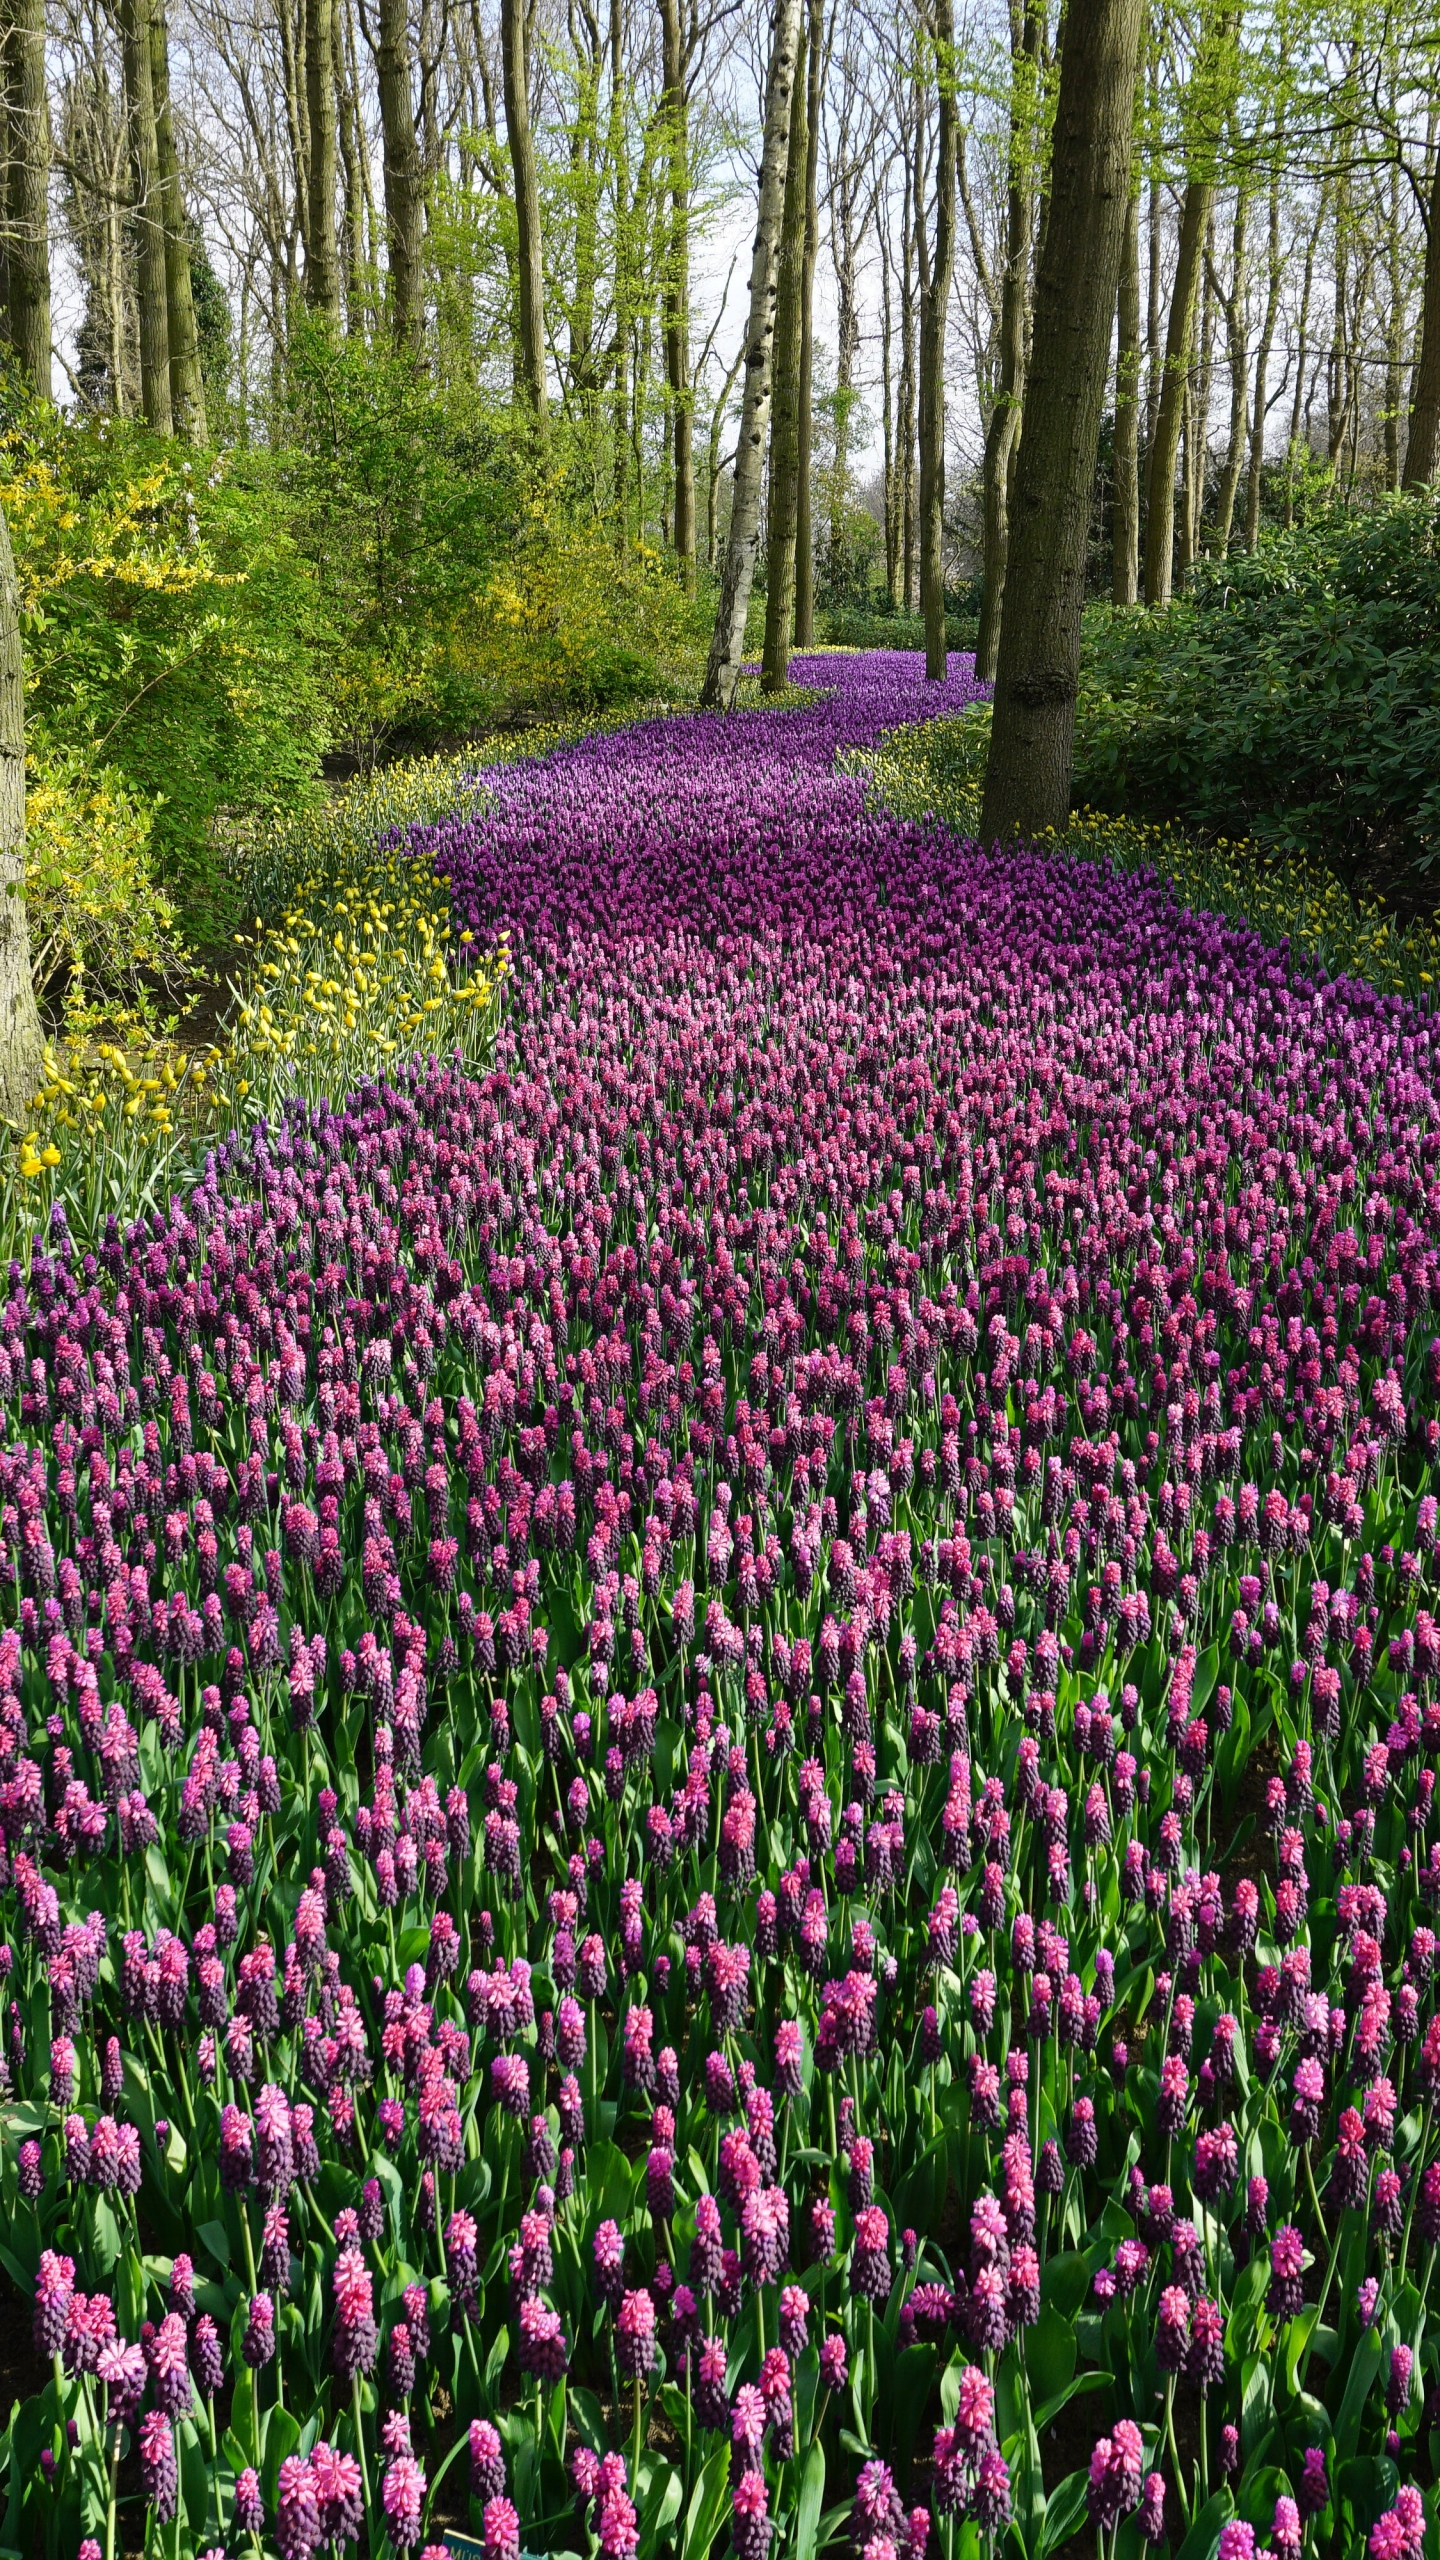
[
  {"left": 1333, "top": 2330, "right": 1383, "bottom": 2465},
  {"left": 1039, "top": 2470, "right": 1088, "bottom": 2557},
  {"left": 1027, "top": 2307, "right": 1077, "bottom": 2406},
  {"left": 1172, "top": 2490, "right": 1232, "bottom": 2560},
  {"left": 1040, "top": 2253, "right": 1090, "bottom": 2321},
  {"left": 680, "top": 2441, "right": 731, "bottom": 2560},
  {"left": 793, "top": 2439, "right": 826, "bottom": 2560}
]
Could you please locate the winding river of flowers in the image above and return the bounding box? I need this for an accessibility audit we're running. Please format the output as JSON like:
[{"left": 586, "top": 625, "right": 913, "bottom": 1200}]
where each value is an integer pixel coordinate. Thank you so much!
[{"left": 3, "top": 652, "right": 1438, "bottom": 2560}]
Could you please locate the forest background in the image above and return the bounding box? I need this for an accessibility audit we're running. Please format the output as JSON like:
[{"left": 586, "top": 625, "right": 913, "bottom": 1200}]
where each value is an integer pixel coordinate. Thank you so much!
[{"left": 0, "top": 0, "right": 1436, "bottom": 1043}]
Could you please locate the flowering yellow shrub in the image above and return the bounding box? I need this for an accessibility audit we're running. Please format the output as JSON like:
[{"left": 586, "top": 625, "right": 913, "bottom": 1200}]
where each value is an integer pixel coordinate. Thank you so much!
[
  {"left": 855, "top": 708, "right": 1440, "bottom": 1001},
  {"left": 24, "top": 747, "right": 190, "bottom": 1025}
]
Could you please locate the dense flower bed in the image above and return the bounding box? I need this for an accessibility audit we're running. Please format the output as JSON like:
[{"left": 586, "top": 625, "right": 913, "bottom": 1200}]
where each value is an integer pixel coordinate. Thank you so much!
[
  {"left": 1, "top": 653, "right": 1437, "bottom": 2560},
  {"left": 854, "top": 706, "right": 1440, "bottom": 1004}
]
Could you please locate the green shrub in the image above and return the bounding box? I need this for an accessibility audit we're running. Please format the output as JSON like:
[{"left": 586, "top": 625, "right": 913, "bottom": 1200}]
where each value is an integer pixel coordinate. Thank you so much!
[
  {"left": 1073, "top": 493, "right": 1440, "bottom": 882},
  {"left": 3, "top": 406, "right": 326, "bottom": 944},
  {"left": 818, "top": 602, "right": 979, "bottom": 653}
]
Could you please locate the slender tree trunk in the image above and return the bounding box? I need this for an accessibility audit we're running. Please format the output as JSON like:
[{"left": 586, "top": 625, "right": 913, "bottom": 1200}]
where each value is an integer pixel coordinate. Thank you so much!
[
  {"left": 303, "top": 0, "right": 341, "bottom": 321},
  {"left": 1244, "top": 159, "right": 1280, "bottom": 547},
  {"left": 1143, "top": 174, "right": 1210, "bottom": 605},
  {"left": 0, "top": 499, "right": 40, "bottom": 1123},
  {"left": 337, "top": 0, "right": 368, "bottom": 333},
  {"left": 119, "top": 0, "right": 172, "bottom": 432},
  {"left": 1112, "top": 173, "right": 1141, "bottom": 600},
  {"left": 918, "top": 0, "right": 956, "bottom": 680},
  {"left": 149, "top": 0, "right": 208, "bottom": 438},
  {"left": 1383, "top": 156, "right": 1402, "bottom": 490},
  {"left": 761, "top": 12, "right": 808, "bottom": 693},
  {"left": 501, "top": 0, "right": 545, "bottom": 422},
  {"left": 1285, "top": 187, "right": 1323, "bottom": 521},
  {"left": 1210, "top": 187, "right": 1247, "bottom": 552},
  {"left": 880, "top": 235, "right": 899, "bottom": 603},
  {"left": 1144, "top": 155, "right": 1161, "bottom": 452},
  {"left": 1180, "top": 207, "right": 1214, "bottom": 570},
  {"left": 658, "top": 0, "right": 695, "bottom": 588},
  {"left": 1, "top": 0, "right": 50, "bottom": 395},
  {"left": 792, "top": 0, "right": 823, "bottom": 646},
  {"left": 831, "top": 182, "right": 860, "bottom": 600},
  {"left": 609, "top": 0, "right": 630, "bottom": 551},
  {"left": 1326, "top": 156, "right": 1350, "bottom": 471},
  {"left": 976, "top": 0, "right": 1040, "bottom": 679},
  {"left": 900, "top": 118, "right": 918, "bottom": 614},
  {"left": 705, "top": 337, "right": 744, "bottom": 567},
  {"left": 1404, "top": 137, "right": 1440, "bottom": 486},
  {"left": 700, "top": 0, "right": 804, "bottom": 709},
  {"left": 980, "top": 0, "right": 1145, "bottom": 841},
  {"left": 374, "top": 0, "right": 423, "bottom": 350}
]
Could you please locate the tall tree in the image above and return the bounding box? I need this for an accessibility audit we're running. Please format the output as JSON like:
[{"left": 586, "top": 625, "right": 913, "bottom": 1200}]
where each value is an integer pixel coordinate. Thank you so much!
[
  {"left": 761, "top": 6, "right": 808, "bottom": 692},
  {"left": 1112, "top": 173, "right": 1141, "bottom": 601},
  {"left": 700, "top": 0, "right": 804, "bottom": 709},
  {"left": 118, "top": 0, "right": 172, "bottom": 431},
  {"left": 0, "top": 0, "right": 51, "bottom": 394},
  {"left": 369, "top": 0, "right": 424, "bottom": 349},
  {"left": 1143, "top": 3, "right": 1236, "bottom": 604},
  {"left": 1404, "top": 133, "right": 1440, "bottom": 486},
  {"left": 916, "top": 0, "right": 956, "bottom": 680},
  {"left": 304, "top": 0, "right": 342, "bottom": 321},
  {"left": 0, "top": 497, "right": 39, "bottom": 1122},
  {"left": 792, "top": 0, "right": 824, "bottom": 645},
  {"left": 149, "top": 0, "right": 209, "bottom": 437},
  {"left": 975, "top": 0, "right": 1041, "bottom": 679},
  {"left": 501, "top": 0, "right": 546, "bottom": 420},
  {"left": 980, "top": 0, "right": 1144, "bottom": 840},
  {"left": 658, "top": 0, "right": 696, "bottom": 587}
]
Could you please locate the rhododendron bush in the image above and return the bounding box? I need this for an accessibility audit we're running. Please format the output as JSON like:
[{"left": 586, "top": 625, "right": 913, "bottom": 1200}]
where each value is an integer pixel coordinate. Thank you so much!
[{"left": 0, "top": 654, "right": 1437, "bottom": 2560}]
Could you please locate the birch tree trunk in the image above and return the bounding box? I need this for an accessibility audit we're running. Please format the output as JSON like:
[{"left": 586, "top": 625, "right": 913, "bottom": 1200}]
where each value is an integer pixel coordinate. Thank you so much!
[
  {"left": 1, "top": 0, "right": 50, "bottom": 396},
  {"left": 975, "top": 0, "right": 1040, "bottom": 679},
  {"left": 0, "top": 499, "right": 40, "bottom": 1127},
  {"left": 501, "top": 0, "right": 546, "bottom": 422},
  {"left": 150, "top": 0, "right": 208, "bottom": 439},
  {"left": 303, "top": 0, "right": 342, "bottom": 322},
  {"left": 979, "top": 0, "right": 1145, "bottom": 842},
  {"left": 700, "top": 0, "right": 804, "bottom": 711},
  {"left": 1112, "top": 174, "right": 1141, "bottom": 601},
  {"left": 761, "top": 10, "right": 808, "bottom": 694}
]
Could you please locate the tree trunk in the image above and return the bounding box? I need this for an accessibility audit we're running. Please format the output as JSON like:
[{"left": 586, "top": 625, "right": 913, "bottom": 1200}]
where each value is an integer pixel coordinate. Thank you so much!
[
  {"left": 374, "top": 0, "right": 423, "bottom": 351},
  {"left": 761, "top": 11, "right": 808, "bottom": 693},
  {"left": 149, "top": 0, "right": 208, "bottom": 439},
  {"left": 0, "top": 499, "right": 40, "bottom": 1125},
  {"left": 700, "top": 0, "right": 804, "bottom": 710},
  {"left": 609, "top": 0, "right": 630, "bottom": 550},
  {"left": 979, "top": 0, "right": 1144, "bottom": 842},
  {"left": 705, "top": 336, "right": 744, "bottom": 567},
  {"left": 1112, "top": 173, "right": 1140, "bottom": 601},
  {"left": 976, "top": 0, "right": 1040, "bottom": 679},
  {"left": 1179, "top": 207, "right": 1214, "bottom": 572},
  {"left": 1210, "top": 186, "right": 1247, "bottom": 552},
  {"left": 1, "top": 0, "right": 50, "bottom": 396},
  {"left": 1244, "top": 161, "right": 1280, "bottom": 547},
  {"left": 337, "top": 0, "right": 368, "bottom": 334},
  {"left": 880, "top": 233, "right": 899, "bottom": 603},
  {"left": 303, "top": 0, "right": 341, "bottom": 322},
  {"left": 658, "top": 0, "right": 695, "bottom": 589},
  {"left": 793, "top": 0, "right": 823, "bottom": 646},
  {"left": 501, "top": 0, "right": 545, "bottom": 422},
  {"left": 918, "top": 0, "right": 956, "bottom": 681},
  {"left": 118, "top": 0, "right": 172, "bottom": 432},
  {"left": 831, "top": 176, "right": 861, "bottom": 601},
  {"left": 1404, "top": 136, "right": 1440, "bottom": 486},
  {"left": 1142, "top": 174, "right": 1209, "bottom": 605}
]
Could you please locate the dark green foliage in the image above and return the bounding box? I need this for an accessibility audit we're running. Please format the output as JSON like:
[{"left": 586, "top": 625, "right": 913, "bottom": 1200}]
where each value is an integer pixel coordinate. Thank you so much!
[{"left": 1073, "top": 493, "right": 1440, "bottom": 881}]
